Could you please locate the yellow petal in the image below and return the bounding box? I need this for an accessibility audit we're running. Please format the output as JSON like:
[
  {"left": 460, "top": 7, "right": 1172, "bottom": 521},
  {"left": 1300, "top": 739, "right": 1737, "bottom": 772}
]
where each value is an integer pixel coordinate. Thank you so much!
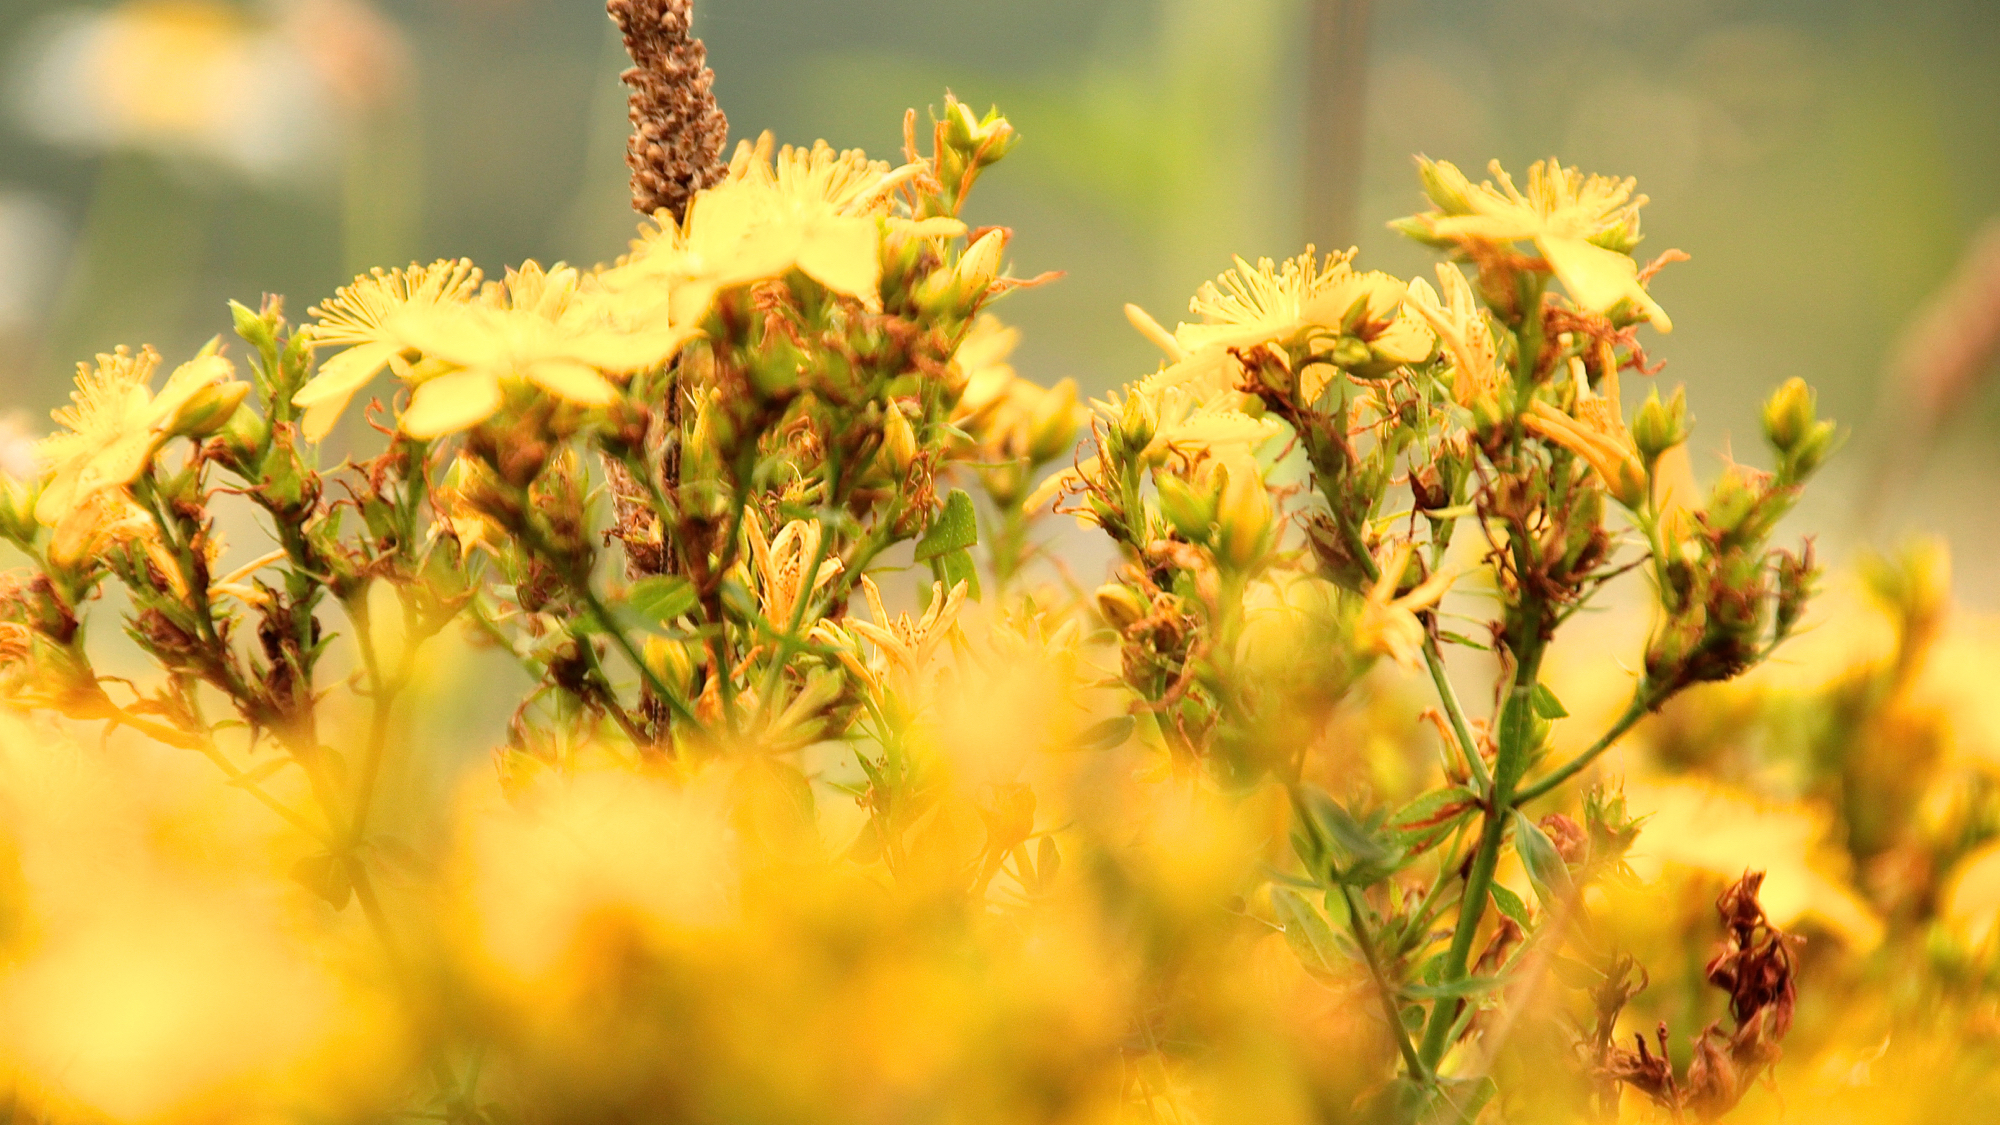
[
  {"left": 524, "top": 358, "right": 619, "bottom": 406},
  {"left": 1538, "top": 235, "right": 1672, "bottom": 332},
  {"left": 797, "top": 217, "right": 883, "bottom": 307},
  {"left": 400, "top": 371, "right": 502, "bottom": 438}
]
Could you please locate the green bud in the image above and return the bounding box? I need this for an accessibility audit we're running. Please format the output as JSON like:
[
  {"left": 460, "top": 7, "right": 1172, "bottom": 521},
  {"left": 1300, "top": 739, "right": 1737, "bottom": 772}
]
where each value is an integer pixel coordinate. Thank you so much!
[
  {"left": 880, "top": 403, "right": 918, "bottom": 476},
  {"left": 944, "top": 100, "right": 1019, "bottom": 166},
  {"left": 1706, "top": 465, "right": 1762, "bottom": 538},
  {"left": 1330, "top": 336, "right": 1373, "bottom": 370},
  {"left": 1417, "top": 157, "right": 1476, "bottom": 215},
  {"left": 165, "top": 379, "right": 252, "bottom": 440},
  {"left": 1389, "top": 215, "right": 1457, "bottom": 249},
  {"left": 956, "top": 228, "right": 1007, "bottom": 294},
  {"left": 1118, "top": 393, "right": 1157, "bottom": 456},
  {"left": 1761, "top": 377, "right": 1816, "bottom": 454},
  {"left": 1631, "top": 385, "right": 1689, "bottom": 466},
  {"left": 1786, "top": 419, "right": 1840, "bottom": 480},
  {"left": 1156, "top": 473, "right": 1217, "bottom": 543},
  {"left": 0, "top": 473, "right": 38, "bottom": 544},
  {"left": 1214, "top": 464, "right": 1274, "bottom": 572}
]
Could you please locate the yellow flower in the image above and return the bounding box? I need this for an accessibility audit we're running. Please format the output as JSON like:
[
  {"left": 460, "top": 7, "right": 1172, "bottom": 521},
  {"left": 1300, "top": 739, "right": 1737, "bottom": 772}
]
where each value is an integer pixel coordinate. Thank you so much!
[
  {"left": 1354, "top": 542, "right": 1455, "bottom": 672},
  {"left": 35, "top": 343, "right": 240, "bottom": 526},
  {"left": 1523, "top": 380, "right": 1648, "bottom": 509},
  {"left": 741, "top": 511, "right": 843, "bottom": 628},
  {"left": 1411, "top": 158, "right": 1672, "bottom": 332},
  {"left": 292, "top": 259, "right": 482, "bottom": 442},
  {"left": 387, "top": 263, "right": 697, "bottom": 439},
  {"left": 1405, "top": 264, "right": 1502, "bottom": 407},
  {"left": 606, "top": 134, "right": 911, "bottom": 326},
  {"left": 823, "top": 576, "right": 968, "bottom": 698},
  {"left": 1176, "top": 248, "right": 1407, "bottom": 355},
  {"left": 950, "top": 315, "right": 1021, "bottom": 417}
]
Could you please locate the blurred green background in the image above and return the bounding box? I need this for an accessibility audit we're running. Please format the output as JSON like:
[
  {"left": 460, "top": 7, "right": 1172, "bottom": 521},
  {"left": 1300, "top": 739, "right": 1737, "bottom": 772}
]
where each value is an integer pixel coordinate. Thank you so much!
[{"left": 1, "top": 0, "right": 1996, "bottom": 591}]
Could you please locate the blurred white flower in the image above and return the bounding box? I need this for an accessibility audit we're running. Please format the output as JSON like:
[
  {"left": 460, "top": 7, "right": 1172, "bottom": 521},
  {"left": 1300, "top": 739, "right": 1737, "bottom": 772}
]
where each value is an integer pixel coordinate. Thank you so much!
[{"left": 8, "top": 0, "right": 409, "bottom": 181}]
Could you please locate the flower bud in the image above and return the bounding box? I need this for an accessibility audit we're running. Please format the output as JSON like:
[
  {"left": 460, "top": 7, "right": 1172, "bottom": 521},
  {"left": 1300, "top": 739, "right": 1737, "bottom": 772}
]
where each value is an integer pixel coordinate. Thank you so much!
[
  {"left": 1417, "top": 157, "right": 1476, "bottom": 216},
  {"left": 1631, "top": 385, "right": 1688, "bottom": 466},
  {"left": 165, "top": 379, "right": 252, "bottom": 440},
  {"left": 0, "top": 473, "right": 38, "bottom": 544},
  {"left": 944, "top": 100, "right": 1019, "bottom": 166},
  {"left": 1706, "top": 464, "right": 1763, "bottom": 538},
  {"left": 956, "top": 228, "right": 1007, "bottom": 294},
  {"left": 1119, "top": 393, "right": 1157, "bottom": 455},
  {"left": 1027, "top": 379, "right": 1079, "bottom": 464},
  {"left": 1772, "top": 541, "right": 1817, "bottom": 640},
  {"left": 881, "top": 403, "right": 918, "bottom": 476},
  {"left": 1761, "top": 377, "right": 1816, "bottom": 454},
  {"left": 1155, "top": 472, "right": 1217, "bottom": 543},
  {"left": 1330, "top": 336, "right": 1374, "bottom": 370},
  {"left": 1214, "top": 464, "right": 1274, "bottom": 571},
  {"left": 1786, "top": 420, "right": 1839, "bottom": 480},
  {"left": 1093, "top": 583, "right": 1147, "bottom": 631},
  {"left": 643, "top": 635, "right": 697, "bottom": 698}
]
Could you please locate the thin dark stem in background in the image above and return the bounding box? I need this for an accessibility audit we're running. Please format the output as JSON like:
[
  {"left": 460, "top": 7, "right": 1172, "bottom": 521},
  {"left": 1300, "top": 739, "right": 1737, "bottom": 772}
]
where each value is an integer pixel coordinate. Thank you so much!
[{"left": 1304, "top": 0, "right": 1374, "bottom": 251}]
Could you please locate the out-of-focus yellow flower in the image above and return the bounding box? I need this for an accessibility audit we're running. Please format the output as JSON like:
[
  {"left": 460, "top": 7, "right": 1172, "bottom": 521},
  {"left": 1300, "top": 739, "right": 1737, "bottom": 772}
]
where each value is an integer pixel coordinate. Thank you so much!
[
  {"left": 1354, "top": 542, "right": 1455, "bottom": 671},
  {"left": 1405, "top": 263, "right": 1502, "bottom": 406},
  {"left": 34, "top": 343, "right": 240, "bottom": 527},
  {"left": 294, "top": 258, "right": 483, "bottom": 442},
  {"left": 950, "top": 314, "right": 1020, "bottom": 412},
  {"left": 1411, "top": 157, "right": 1672, "bottom": 332},
  {"left": 1623, "top": 779, "right": 1883, "bottom": 951}
]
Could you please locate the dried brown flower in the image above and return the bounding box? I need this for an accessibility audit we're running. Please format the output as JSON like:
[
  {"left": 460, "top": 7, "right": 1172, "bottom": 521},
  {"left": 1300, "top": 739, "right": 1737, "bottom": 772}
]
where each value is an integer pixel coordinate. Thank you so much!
[{"left": 608, "top": 0, "right": 729, "bottom": 221}]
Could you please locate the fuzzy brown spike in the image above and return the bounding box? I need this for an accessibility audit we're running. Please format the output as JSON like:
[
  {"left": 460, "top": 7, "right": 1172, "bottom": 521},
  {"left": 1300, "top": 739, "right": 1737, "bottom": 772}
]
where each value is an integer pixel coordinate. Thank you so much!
[{"left": 608, "top": 0, "right": 729, "bottom": 221}]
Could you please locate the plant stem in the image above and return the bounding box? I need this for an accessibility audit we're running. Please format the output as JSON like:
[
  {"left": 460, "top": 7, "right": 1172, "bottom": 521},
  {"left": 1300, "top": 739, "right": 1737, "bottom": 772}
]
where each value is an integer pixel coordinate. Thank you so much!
[
  {"left": 1511, "top": 689, "right": 1654, "bottom": 805},
  {"left": 1418, "top": 634, "right": 1545, "bottom": 1069},
  {"left": 1423, "top": 638, "right": 1492, "bottom": 794},
  {"left": 1339, "top": 883, "right": 1432, "bottom": 1085}
]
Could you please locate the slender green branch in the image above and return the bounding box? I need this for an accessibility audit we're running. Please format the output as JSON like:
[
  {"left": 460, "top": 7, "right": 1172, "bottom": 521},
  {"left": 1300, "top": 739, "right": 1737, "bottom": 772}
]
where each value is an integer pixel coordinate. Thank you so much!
[
  {"left": 1423, "top": 638, "right": 1491, "bottom": 794},
  {"left": 1512, "top": 688, "right": 1655, "bottom": 805},
  {"left": 1339, "top": 883, "right": 1433, "bottom": 1085}
]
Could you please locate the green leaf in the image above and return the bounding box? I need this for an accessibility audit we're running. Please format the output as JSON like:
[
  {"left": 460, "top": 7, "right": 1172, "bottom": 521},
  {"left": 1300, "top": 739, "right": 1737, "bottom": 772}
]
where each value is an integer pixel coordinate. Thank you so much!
[
  {"left": 914, "top": 489, "right": 979, "bottom": 561},
  {"left": 934, "top": 545, "right": 982, "bottom": 600},
  {"left": 1489, "top": 882, "right": 1532, "bottom": 928},
  {"left": 1272, "top": 887, "right": 1344, "bottom": 979},
  {"left": 1397, "top": 972, "right": 1512, "bottom": 1000},
  {"left": 626, "top": 575, "right": 698, "bottom": 626},
  {"left": 1511, "top": 809, "right": 1576, "bottom": 913},
  {"left": 1531, "top": 683, "right": 1570, "bottom": 719},
  {"left": 1298, "top": 787, "right": 1405, "bottom": 886},
  {"left": 1076, "top": 715, "right": 1135, "bottom": 751},
  {"left": 1384, "top": 786, "right": 1479, "bottom": 846},
  {"left": 1436, "top": 630, "right": 1491, "bottom": 651}
]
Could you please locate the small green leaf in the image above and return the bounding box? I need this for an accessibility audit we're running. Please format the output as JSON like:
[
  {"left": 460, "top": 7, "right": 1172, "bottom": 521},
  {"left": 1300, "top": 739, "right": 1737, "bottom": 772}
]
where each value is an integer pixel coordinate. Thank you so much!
[
  {"left": 914, "top": 489, "right": 979, "bottom": 561},
  {"left": 1076, "top": 715, "right": 1135, "bottom": 751},
  {"left": 1511, "top": 809, "right": 1576, "bottom": 913},
  {"left": 1384, "top": 786, "right": 1478, "bottom": 845},
  {"left": 626, "top": 575, "right": 698, "bottom": 626},
  {"left": 1436, "top": 630, "right": 1491, "bottom": 651},
  {"left": 1397, "top": 972, "right": 1512, "bottom": 1000},
  {"left": 1490, "top": 882, "right": 1532, "bottom": 928},
  {"left": 1531, "top": 683, "right": 1570, "bottom": 719},
  {"left": 1272, "top": 887, "right": 1344, "bottom": 979},
  {"left": 935, "top": 545, "right": 982, "bottom": 600},
  {"left": 1036, "top": 835, "right": 1061, "bottom": 890}
]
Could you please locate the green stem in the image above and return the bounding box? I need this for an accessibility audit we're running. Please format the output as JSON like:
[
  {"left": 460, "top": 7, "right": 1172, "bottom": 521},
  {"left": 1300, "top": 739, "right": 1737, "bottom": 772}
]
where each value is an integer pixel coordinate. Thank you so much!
[
  {"left": 1418, "top": 634, "right": 1545, "bottom": 1069},
  {"left": 1423, "top": 639, "right": 1492, "bottom": 794},
  {"left": 1512, "top": 689, "right": 1654, "bottom": 806},
  {"left": 1339, "top": 883, "right": 1433, "bottom": 1085}
]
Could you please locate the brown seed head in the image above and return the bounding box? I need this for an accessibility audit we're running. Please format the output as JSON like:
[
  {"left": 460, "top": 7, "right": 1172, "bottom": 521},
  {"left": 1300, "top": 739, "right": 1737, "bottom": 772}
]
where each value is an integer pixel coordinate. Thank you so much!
[{"left": 608, "top": 0, "right": 730, "bottom": 221}]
